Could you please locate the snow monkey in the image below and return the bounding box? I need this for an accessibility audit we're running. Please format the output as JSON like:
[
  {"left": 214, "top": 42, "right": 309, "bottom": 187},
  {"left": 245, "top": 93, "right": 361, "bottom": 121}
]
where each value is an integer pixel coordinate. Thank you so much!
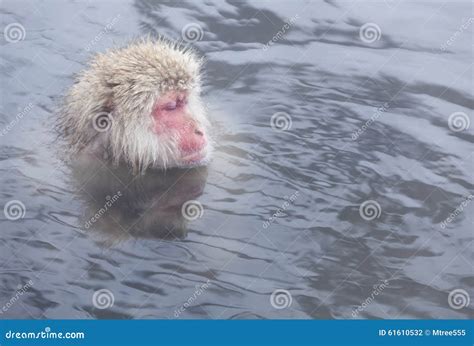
[{"left": 59, "top": 38, "right": 211, "bottom": 173}]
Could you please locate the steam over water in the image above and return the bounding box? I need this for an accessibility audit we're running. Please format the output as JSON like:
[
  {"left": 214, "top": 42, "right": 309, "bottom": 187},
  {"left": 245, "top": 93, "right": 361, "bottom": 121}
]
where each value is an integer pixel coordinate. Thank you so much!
[{"left": 0, "top": 0, "right": 472, "bottom": 319}]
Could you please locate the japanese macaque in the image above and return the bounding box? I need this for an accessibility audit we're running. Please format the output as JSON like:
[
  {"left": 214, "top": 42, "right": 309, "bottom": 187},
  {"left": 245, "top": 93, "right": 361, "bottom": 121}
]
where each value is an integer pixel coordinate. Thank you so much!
[{"left": 58, "top": 38, "right": 211, "bottom": 173}]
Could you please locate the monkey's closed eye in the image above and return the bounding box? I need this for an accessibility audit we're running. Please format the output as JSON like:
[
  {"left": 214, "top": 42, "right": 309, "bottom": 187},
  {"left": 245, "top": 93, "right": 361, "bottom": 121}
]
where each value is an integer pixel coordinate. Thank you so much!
[
  {"left": 163, "top": 98, "right": 187, "bottom": 112},
  {"left": 163, "top": 101, "right": 177, "bottom": 111}
]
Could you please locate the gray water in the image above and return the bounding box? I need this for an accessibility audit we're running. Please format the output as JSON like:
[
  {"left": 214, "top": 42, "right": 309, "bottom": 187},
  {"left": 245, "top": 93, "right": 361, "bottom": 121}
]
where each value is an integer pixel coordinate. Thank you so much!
[{"left": 1, "top": 0, "right": 473, "bottom": 319}]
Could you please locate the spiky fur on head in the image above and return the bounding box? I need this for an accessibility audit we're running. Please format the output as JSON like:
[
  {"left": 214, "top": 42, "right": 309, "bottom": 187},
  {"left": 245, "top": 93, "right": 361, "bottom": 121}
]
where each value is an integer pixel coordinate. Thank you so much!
[{"left": 58, "top": 37, "right": 210, "bottom": 173}]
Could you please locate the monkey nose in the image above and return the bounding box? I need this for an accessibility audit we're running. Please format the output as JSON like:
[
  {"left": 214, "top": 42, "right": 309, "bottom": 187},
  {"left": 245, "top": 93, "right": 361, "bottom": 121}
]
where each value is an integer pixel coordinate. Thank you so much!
[{"left": 194, "top": 129, "right": 204, "bottom": 136}]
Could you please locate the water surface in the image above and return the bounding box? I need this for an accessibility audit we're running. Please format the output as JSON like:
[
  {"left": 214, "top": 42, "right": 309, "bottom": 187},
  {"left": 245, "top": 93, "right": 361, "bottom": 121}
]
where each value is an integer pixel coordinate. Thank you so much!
[{"left": 0, "top": 0, "right": 472, "bottom": 319}]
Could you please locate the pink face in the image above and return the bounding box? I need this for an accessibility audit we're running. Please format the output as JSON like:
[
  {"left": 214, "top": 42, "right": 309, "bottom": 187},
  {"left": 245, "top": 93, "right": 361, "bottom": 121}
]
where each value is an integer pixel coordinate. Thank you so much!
[{"left": 152, "top": 91, "right": 207, "bottom": 164}]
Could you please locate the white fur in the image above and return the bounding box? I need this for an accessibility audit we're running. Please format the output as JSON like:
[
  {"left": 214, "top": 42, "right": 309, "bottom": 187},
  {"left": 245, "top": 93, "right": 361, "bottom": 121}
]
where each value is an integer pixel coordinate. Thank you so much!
[{"left": 58, "top": 37, "right": 211, "bottom": 173}]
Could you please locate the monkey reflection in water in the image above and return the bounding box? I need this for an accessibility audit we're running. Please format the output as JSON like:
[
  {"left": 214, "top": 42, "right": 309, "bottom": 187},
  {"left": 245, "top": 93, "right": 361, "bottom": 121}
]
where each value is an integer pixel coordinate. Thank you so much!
[{"left": 73, "top": 160, "right": 208, "bottom": 244}]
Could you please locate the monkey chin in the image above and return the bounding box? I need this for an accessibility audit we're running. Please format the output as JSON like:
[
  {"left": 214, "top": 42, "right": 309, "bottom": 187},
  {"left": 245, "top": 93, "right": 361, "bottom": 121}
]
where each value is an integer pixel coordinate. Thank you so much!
[{"left": 179, "top": 149, "right": 211, "bottom": 168}]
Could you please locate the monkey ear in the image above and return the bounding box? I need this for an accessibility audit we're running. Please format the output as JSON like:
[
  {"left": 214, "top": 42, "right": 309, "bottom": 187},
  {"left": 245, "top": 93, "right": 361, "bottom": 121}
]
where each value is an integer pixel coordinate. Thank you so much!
[
  {"left": 105, "top": 82, "right": 120, "bottom": 88},
  {"left": 103, "top": 95, "right": 114, "bottom": 114}
]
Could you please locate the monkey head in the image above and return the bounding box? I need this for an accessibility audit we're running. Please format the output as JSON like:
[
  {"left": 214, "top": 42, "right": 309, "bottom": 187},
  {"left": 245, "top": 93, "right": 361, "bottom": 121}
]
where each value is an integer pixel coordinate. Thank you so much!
[{"left": 59, "top": 38, "right": 212, "bottom": 172}]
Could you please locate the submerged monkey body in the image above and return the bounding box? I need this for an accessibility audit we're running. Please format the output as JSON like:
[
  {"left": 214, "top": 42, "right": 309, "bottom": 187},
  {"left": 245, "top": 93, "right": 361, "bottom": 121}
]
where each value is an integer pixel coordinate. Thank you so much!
[{"left": 59, "top": 38, "right": 211, "bottom": 172}]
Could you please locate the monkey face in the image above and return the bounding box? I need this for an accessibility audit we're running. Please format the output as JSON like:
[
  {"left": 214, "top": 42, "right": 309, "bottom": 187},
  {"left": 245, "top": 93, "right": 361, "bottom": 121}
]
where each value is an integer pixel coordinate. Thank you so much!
[
  {"left": 60, "top": 39, "right": 212, "bottom": 173},
  {"left": 151, "top": 91, "right": 210, "bottom": 167},
  {"left": 105, "top": 83, "right": 211, "bottom": 172}
]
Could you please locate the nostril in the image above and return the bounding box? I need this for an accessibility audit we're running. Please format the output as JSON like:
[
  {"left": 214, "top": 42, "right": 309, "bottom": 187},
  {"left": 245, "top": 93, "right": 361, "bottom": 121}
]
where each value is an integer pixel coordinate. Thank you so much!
[{"left": 194, "top": 129, "right": 204, "bottom": 136}]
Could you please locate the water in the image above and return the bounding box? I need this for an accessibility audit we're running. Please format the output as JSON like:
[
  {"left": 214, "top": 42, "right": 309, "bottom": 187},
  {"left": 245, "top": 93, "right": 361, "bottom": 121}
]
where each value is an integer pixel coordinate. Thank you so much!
[{"left": 1, "top": 0, "right": 472, "bottom": 319}]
